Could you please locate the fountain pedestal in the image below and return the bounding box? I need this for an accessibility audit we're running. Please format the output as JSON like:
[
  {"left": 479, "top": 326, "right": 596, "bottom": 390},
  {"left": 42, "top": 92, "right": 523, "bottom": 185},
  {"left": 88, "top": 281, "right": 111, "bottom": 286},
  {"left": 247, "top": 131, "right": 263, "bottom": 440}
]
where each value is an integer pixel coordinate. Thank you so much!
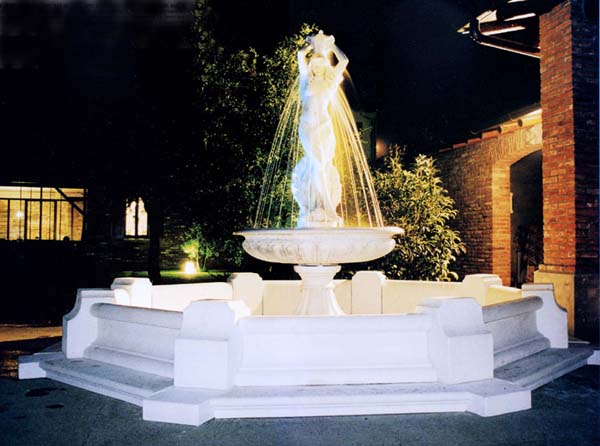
[
  {"left": 235, "top": 227, "right": 402, "bottom": 315},
  {"left": 294, "top": 265, "right": 343, "bottom": 315}
]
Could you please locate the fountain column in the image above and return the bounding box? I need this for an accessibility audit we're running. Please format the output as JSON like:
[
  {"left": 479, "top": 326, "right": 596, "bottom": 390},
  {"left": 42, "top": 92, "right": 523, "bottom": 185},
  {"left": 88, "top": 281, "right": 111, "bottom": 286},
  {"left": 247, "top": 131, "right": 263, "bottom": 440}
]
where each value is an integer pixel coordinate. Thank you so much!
[
  {"left": 294, "top": 265, "right": 343, "bottom": 315},
  {"left": 291, "top": 32, "right": 348, "bottom": 314}
]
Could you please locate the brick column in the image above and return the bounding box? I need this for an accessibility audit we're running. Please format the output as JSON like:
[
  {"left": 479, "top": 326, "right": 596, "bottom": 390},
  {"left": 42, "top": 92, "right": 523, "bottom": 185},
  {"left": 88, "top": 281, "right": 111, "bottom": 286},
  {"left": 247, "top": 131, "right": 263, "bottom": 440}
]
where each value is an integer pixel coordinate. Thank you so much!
[{"left": 536, "top": 0, "right": 599, "bottom": 342}]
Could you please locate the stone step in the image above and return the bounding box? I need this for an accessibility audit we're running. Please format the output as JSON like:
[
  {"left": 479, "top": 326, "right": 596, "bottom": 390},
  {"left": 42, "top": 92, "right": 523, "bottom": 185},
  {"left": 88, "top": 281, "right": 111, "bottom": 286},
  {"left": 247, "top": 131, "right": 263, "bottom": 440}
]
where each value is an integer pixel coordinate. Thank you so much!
[
  {"left": 494, "top": 346, "right": 594, "bottom": 390},
  {"left": 41, "top": 357, "right": 173, "bottom": 406},
  {"left": 27, "top": 346, "right": 594, "bottom": 426},
  {"left": 143, "top": 378, "right": 532, "bottom": 426}
]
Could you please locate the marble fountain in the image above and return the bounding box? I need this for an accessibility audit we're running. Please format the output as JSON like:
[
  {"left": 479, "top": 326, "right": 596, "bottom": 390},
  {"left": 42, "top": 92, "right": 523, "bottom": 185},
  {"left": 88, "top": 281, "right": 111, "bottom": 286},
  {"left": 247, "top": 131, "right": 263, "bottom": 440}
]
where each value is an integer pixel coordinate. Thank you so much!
[{"left": 19, "top": 32, "right": 596, "bottom": 426}]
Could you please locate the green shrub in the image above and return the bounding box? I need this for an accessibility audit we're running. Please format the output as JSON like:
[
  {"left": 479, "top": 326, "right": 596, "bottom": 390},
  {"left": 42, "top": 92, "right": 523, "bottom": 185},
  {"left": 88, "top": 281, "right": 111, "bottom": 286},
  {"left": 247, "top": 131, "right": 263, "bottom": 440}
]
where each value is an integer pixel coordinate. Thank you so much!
[
  {"left": 179, "top": 225, "right": 216, "bottom": 271},
  {"left": 371, "top": 148, "right": 465, "bottom": 280},
  {"left": 192, "top": 2, "right": 318, "bottom": 266}
]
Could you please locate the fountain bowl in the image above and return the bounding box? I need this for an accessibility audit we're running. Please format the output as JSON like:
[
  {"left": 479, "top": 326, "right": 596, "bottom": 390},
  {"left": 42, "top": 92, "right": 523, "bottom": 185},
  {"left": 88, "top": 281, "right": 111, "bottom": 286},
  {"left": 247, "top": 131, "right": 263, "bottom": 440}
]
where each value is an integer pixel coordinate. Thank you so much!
[{"left": 235, "top": 227, "right": 403, "bottom": 266}]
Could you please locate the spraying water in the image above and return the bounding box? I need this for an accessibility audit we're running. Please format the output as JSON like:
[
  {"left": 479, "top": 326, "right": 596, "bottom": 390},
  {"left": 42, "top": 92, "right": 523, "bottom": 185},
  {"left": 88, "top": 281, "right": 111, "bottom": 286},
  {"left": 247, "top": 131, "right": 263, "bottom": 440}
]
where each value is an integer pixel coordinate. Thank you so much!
[{"left": 254, "top": 31, "right": 383, "bottom": 229}]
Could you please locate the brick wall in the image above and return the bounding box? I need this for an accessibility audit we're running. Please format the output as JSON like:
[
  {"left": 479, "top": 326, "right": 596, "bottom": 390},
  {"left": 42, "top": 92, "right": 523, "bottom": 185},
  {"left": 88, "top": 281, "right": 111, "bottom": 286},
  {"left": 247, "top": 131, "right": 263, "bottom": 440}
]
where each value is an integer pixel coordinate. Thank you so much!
[
  {"left": 160, "top": 211, "right": 189, "bottom": 270},
  {"left": 436, "top": 125, "right": 542, "bottom": 285},
  {"left": 437, "top": 141, "right": 493, "bottom": 278},
  {"left": 539, "top": 0, "right": 599, "bottom": 341},
  {"left": 571, "top": 1, "right": 599, "bottom": 274},
  {"left": 539, "top": 1, "right": 577, "bottom": 274}
]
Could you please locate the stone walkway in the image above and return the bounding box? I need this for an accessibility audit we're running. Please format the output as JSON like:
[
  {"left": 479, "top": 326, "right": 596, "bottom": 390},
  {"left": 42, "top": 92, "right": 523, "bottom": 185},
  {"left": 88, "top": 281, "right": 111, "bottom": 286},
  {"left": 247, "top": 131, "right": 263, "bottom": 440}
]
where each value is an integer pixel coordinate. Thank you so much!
[{"left": 0, "top": 327, "right": 598, "bottom": 446}]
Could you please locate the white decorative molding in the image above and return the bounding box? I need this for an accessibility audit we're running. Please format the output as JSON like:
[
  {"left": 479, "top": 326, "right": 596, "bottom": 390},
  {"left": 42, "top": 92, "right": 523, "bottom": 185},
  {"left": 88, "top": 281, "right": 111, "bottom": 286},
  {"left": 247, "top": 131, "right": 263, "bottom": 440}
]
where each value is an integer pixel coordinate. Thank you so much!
[
  {"left": 521, "top": 283, "right": 568, "bottom": 348},
  {"left": 151, "top": 282, "right": 232, "bottom": 311},
  {"left": 229, "top": 273, "right": 264, "bottom": 315},
  {"left": 524, "top": 123, "right": 543, "bottom": 146},
  {"left": 233, "top": 313, "right": 437, "bottom": 386},
  {"left": 462, "top": 274, "right": 503, "bottom": 306},
  {"left": 352, "top": 271, "right": 385, "bottom": 314},
  {"left": 62, "top": 289, "right": 115, "bottom": 358},
  {"left": 483, "top": 296, "right": 550, "bottom": 368},
  {"left": 111, "top": 277, "right": 152, "bottom": 307},
  {"left": 87, "top": 304, "right": 182, "bottom": 378},
  {"left": 174, "top": 300, "right": 250, "bottom": 389},
  {"left": 418, "top": 297, "right": 493, "bottom": 384},
  {"left": 235, "top": 228, "right": 401, "bottom": 265}
]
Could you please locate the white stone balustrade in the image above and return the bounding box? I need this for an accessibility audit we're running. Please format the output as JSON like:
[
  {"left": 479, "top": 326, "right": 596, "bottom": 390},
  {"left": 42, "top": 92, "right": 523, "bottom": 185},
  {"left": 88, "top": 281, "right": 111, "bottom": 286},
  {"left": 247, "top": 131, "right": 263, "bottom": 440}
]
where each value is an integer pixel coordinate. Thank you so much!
[
  {"left": 152, "top": 282, "right": 232, "bottom": 311},
  {"left": 522, "top": 283, "right": 568, "bottom": 348},
  {"left": 382, "top": 280, "right": 465, "bottom": 314},
  {"left": 483, "top": 296, "right": 550, "bottom": 368},
  {"left": 110, "top": 273, "right": 532, "bottom": 317},
  {"left": 486, "top": 285, "right": 522, "bottom": 306},
  {"left": 417, "top": 298, "right": 493, "bottom": 384},
  {"left": 64, "top": 290, "right": 183, "bottom": 377},
  {"left": 61, "top": 289, "right": 499, "bottom": 389},
  {"left": 87, "top": 304, "right": 182, "bottom": 378},
  {"left": 169, "top": 297, "right": 492, "bottom": 388},
  {"left": 462, "top": 274, "right": 504, "bottom": 306},
  {"left": 111, "top": 277, "right": 152, "bottom": 307},
  {"left": 111, "top": 277, "right": 232, "bottom": 311},
  {"left": 63, "top": 277, "right": 568, "bottom": 389},
  {"left": 352, "top": 271, "right": 386, "bottom": 314},
  {"left": 174, "top": 300, "right": 250, "bottom": 389},
  {"left": 228, "top": 273, "right": 263, "bottom": 315},
  {"left": 63, "top": 288, "right": 116, "bottom": 358},
  {"left": 20, "top": 274, "right": 587, "bottom": 426},
  {"left": 233, "top": 313, "right": 437, "bottom": 386}
]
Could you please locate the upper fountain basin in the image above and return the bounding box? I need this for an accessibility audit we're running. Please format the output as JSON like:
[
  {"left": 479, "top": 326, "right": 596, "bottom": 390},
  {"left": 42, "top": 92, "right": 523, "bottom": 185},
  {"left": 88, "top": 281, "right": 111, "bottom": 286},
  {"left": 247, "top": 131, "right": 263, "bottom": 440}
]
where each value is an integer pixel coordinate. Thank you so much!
[{"left": 235, "top": 227, "right": 403, "bottom": 265}]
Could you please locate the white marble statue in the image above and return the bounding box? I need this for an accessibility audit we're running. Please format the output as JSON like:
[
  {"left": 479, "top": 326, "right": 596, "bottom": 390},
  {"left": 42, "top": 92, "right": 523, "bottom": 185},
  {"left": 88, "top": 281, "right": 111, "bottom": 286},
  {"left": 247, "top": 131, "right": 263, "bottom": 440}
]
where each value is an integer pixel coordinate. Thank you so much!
[{"left": 292, "top": 31, "right": 348, "bottom": 228}]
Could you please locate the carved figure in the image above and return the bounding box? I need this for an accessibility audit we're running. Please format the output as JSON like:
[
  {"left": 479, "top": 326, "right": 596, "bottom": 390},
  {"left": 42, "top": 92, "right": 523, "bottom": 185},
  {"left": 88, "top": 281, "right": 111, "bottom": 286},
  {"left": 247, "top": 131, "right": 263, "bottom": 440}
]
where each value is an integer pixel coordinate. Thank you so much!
[{"left": 292, "top": 31, "right": 348, "bottom": 228}]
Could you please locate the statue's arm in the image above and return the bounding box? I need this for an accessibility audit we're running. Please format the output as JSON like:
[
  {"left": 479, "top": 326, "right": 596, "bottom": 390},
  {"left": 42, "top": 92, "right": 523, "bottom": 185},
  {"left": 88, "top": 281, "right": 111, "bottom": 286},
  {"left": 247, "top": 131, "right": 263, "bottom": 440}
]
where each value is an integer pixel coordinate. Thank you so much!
[
  {"left": 297, "top": 44, "right": 312, "bottom": 76},
  {"left": 332, "top": 45, "right": 348, "bottom": 77}
]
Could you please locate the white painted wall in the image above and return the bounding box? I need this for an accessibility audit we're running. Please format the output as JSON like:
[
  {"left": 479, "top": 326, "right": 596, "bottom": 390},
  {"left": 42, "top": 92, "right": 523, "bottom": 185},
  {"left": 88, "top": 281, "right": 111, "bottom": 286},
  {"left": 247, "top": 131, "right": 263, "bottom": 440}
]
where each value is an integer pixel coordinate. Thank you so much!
[{"left": 152, "top": 283, "right": 232, "bottom": 311}]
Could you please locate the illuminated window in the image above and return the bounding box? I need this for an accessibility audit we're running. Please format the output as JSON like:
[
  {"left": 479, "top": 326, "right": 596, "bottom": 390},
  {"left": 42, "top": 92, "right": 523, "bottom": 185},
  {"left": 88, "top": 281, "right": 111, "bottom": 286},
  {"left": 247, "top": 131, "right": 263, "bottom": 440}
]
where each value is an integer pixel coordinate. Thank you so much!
[
  {"left": 0, "top": 186, "right": 86, "bottom": 241},
  {"left": 125, "top": 197, "right": 148, "bottom": 237}
]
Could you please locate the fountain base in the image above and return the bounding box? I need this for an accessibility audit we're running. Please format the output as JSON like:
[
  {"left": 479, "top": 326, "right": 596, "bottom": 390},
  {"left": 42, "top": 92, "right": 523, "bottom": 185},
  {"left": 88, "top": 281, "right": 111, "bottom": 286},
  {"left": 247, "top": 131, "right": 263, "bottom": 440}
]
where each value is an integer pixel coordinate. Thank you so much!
[
  {"left": 18, "top": 275, "right": 594, "bottom": 426},
  {"left": 294, "top": 265, "right": 344, "bottom": 315}
]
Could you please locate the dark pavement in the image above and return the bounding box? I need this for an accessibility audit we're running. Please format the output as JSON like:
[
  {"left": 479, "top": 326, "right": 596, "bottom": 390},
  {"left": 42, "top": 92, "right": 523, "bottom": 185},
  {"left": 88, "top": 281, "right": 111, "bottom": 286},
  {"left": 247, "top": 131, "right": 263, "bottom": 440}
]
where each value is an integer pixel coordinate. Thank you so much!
[{"left": 1, "top": 328, "right": 598, "bottom": 446}]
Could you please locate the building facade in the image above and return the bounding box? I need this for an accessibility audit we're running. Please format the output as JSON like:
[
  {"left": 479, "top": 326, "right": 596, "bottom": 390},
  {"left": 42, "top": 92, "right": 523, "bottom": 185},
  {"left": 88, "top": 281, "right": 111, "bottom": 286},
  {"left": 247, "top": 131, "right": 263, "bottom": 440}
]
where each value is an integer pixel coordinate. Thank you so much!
[{"left": 438, "top": 0, "right": 598, "bottom": 342}]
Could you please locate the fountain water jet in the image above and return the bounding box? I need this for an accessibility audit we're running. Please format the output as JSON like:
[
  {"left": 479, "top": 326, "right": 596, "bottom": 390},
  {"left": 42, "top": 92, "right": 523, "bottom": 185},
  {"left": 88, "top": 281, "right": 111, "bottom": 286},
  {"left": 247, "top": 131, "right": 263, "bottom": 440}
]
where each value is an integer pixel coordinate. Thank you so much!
[{"left": 237, "top": 31, "right": 402, "bottom": 315}]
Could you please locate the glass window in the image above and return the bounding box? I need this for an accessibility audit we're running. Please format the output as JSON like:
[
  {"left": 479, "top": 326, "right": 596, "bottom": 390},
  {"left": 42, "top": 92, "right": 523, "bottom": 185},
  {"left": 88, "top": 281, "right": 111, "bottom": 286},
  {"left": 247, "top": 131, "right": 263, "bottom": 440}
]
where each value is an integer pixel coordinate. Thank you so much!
[
  {"left": 0, "top": 200, "right": 8, "bottom": 240},
  {"left": 0, "top": 186, "right": 86, "bottom": 241},
  {"left": 125, "top": 197, "right": 148, "bottom": 238},
  {"left": 8, "top": 200, "right": 25, "bottom": 240}
]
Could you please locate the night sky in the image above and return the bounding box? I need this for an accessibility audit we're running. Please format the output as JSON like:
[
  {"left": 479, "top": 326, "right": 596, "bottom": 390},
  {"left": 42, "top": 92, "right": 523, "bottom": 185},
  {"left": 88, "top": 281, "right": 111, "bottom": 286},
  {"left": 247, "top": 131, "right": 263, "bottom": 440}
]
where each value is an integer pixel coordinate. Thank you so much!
[
  {"left": 1, "top": 0, "right": 540, "bottom": 182},
  {"left": 287, "top": 0, "right": 541, "bottom": 151}
]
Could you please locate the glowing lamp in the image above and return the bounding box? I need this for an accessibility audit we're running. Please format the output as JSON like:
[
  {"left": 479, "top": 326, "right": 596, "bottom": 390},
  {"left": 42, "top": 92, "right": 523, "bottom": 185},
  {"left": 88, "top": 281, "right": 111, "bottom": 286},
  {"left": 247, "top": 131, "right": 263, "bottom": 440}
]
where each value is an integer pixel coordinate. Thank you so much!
[
  {"left": 16, "top": 210, "right": 24, "bottom": 219},
  {"left": 183, "top": 261, "right": 197, "bottom": 275}
]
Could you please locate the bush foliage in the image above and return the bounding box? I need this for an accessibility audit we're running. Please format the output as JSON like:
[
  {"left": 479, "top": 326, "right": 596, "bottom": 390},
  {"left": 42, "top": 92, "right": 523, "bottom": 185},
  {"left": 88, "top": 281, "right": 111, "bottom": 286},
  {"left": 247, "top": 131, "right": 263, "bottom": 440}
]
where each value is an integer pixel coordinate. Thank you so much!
[
  {"left": 370, "top": 149, "right": 465, "bottom": 280},
  {"left": 179, "top": 224, "right": 216, "bottom": 271},
  {"left": 192, "top": 0, "right": 317, "bottom": 266}
]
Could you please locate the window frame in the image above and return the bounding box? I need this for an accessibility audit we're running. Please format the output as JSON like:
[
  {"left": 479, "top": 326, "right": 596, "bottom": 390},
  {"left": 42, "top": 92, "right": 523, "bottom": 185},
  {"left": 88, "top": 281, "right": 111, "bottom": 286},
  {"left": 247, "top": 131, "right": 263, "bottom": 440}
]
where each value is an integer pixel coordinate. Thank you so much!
[
  {"left": 0, "top": 186, "right": 86, "bottom": 241},
  {"left": 124, "top": 197, "right": 148, "bottom": 239}
]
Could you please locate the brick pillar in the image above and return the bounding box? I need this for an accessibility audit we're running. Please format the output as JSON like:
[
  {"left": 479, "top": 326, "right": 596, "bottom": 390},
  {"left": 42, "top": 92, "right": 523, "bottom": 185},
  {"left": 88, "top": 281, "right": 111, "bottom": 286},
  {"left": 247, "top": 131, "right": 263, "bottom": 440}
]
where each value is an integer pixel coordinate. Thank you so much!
[
  {"left": 536, "top": 0, "right": 599, "bottom": 342},
  {"left": 492, "top": 164, "right": 512, "bottom": 285}
]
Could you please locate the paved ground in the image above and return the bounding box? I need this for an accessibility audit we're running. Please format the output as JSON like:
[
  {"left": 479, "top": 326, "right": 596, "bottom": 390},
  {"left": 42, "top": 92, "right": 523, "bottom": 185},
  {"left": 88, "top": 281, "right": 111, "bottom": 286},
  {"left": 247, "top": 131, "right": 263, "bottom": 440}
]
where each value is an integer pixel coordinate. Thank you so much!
[{"left": 0, "top": 326, "right": 598, "bottom": 446}]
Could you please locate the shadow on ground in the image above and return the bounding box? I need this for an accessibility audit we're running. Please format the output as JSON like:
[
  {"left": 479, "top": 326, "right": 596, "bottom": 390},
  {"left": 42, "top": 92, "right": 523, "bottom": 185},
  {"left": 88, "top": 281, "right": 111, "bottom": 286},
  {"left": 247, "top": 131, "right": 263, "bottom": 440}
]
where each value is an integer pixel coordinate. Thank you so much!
[{"left": 0, "top": 337, "right": 61, "bottom": 379}]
